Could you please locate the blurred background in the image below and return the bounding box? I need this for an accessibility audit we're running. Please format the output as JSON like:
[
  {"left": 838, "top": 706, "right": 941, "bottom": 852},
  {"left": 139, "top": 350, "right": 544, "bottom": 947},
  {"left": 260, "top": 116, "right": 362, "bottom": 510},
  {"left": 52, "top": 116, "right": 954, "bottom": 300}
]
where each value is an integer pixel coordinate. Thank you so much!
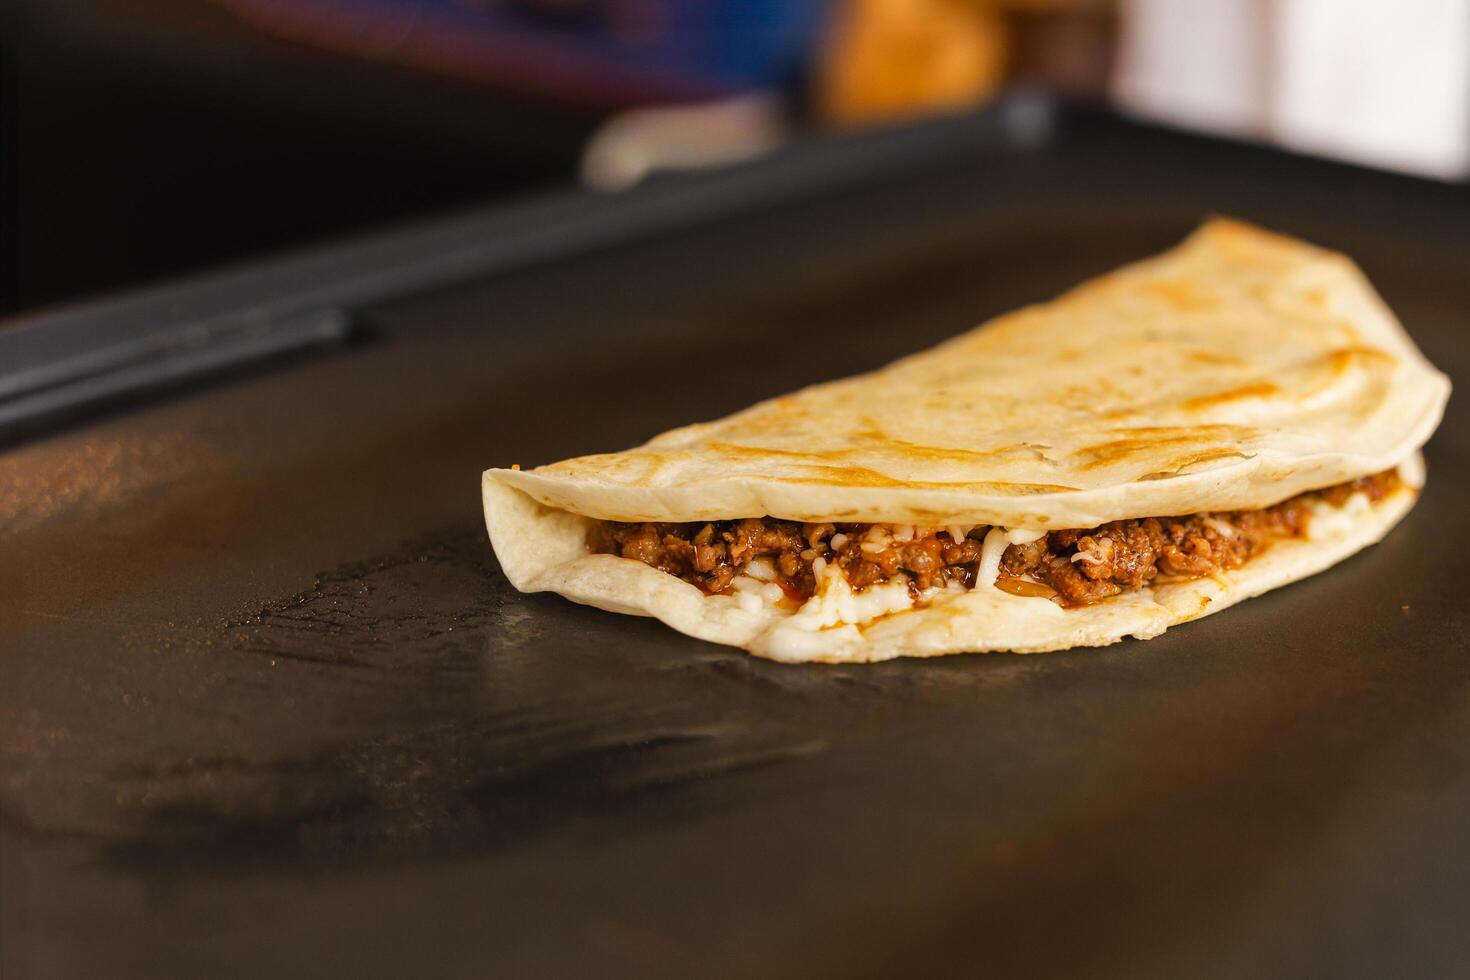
[
  {"left": 3, "top": 0, "right": 1467, "bottom": 316},
  {"left": 5, "top": 10, "right": 1470, "bottom": 977}
]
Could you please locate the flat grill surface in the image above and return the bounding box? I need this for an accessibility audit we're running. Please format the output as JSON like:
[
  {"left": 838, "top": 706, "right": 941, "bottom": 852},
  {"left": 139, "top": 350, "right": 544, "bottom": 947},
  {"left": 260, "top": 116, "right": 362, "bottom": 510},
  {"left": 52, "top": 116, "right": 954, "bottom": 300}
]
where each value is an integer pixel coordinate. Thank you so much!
[{"left": 4, "top": 111, "right": 1468, "bottom": 979}]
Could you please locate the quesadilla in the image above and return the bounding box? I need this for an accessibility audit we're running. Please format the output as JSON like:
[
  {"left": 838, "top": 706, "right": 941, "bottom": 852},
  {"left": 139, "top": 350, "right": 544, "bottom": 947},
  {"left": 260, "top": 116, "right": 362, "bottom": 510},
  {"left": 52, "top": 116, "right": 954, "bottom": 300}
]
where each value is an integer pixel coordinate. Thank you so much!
[{"left": 483, "top": 220, "right": 1449, "bottom": 663}]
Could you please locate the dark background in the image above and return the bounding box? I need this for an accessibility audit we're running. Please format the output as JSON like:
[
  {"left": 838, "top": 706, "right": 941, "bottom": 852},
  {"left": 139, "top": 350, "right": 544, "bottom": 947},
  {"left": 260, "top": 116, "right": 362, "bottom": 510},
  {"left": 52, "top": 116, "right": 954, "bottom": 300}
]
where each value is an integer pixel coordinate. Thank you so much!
[{"left": 2, "top": 0, "right": 594, "bottom": 315}]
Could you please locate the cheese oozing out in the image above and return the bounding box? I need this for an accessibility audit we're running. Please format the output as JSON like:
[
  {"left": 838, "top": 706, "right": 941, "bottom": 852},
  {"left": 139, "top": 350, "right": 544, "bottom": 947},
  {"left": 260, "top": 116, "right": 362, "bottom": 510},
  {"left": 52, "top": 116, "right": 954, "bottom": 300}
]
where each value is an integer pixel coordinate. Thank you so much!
[
  {"left": 756, "top": 523, "right": 1045, "bottom": 659},
  {"left": 736, "top": 457, "right": 1417, "bottom": 644}
]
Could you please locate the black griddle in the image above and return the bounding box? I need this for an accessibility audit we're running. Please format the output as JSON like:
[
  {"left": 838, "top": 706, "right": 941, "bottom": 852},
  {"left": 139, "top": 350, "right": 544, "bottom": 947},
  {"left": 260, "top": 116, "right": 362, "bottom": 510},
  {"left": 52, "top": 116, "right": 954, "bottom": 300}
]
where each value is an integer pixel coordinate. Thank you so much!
[{"left": 3, "top": 103, "right": 1468, "bottom": 980}]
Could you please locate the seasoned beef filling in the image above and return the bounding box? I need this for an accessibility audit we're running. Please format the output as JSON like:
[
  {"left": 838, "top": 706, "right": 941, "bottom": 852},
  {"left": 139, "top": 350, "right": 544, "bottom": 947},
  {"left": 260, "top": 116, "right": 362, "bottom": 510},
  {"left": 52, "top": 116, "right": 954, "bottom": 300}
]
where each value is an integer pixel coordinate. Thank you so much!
[{"left": 587, "top": 469, "right": 1403, "bottom": 608}]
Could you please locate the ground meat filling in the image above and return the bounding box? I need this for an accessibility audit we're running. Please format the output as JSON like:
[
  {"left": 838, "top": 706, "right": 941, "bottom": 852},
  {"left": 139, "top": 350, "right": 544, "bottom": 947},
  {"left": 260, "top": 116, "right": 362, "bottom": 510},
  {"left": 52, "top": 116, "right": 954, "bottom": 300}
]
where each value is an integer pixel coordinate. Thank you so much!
[
  {"left": 588, "top": 469, "right": 1403, "bottom": 608},
  {"left": 585, "top": 519, "right": 978, "bottom": 602}
]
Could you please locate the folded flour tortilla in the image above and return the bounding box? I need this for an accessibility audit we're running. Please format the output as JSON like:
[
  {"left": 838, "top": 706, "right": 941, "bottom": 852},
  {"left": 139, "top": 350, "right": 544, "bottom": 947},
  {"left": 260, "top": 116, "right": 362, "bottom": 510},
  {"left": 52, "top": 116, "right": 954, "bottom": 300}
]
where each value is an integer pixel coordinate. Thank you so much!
[{"left": 483, "top": 220, "right": 1449, "bottom": 662}]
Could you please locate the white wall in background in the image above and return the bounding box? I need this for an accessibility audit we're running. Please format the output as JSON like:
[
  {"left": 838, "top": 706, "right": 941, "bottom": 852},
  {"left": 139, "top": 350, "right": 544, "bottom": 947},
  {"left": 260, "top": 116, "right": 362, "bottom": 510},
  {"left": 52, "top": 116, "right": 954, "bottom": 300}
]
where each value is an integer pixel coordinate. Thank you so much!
[
  {"left": 1114, "top": 0, "right": 1272, "bottom": 138},
  {"left": 1114, "top": 0, "right": 1470, "bottom": 180}
]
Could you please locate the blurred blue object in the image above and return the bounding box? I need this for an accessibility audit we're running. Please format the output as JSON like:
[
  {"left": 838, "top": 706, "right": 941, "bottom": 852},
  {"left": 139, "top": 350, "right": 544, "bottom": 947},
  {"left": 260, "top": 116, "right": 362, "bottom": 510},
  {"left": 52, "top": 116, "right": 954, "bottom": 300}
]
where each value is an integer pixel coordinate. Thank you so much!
[{"left": 216, "top": 0, "right": 830, "bottom": 106}]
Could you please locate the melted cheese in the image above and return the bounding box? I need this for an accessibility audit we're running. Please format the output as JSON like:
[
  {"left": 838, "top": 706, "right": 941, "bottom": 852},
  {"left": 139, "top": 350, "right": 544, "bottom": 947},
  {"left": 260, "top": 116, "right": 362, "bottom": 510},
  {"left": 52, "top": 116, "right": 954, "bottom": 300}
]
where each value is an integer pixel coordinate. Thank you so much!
[
  {"left": 976, "top": 528, "right": 1010, "bottom": 589},
  {"left": 1303, "top": 488, "right": 1376, "bottom": 539},
  {"left": 764, "top": 564, "right": 915, "bottom": 659}
]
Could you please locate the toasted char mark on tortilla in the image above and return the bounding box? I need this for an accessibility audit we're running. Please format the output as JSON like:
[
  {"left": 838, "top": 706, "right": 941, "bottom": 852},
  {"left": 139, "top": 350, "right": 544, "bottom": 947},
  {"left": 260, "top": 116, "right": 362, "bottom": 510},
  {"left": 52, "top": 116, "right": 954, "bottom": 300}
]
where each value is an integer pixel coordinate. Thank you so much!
[
  {"left": 853, "top": 419, "right": 1045, "bottom": 463},
  {"left": 869, "top": 438, "right": 1026, "bottom": 463},
  {"left": 856, "top": 418, "right": 1060, "bottom": 464},
  {"left": 786, "top": 464, "right": 1080, "bottom": 493},
  {"left": 706, "top": 442, "right": 845, "bottom": 461},
  {"left": 1074, "top": 433, "right": 1204, "bottom": 459},
  {"left": 1136, "top": 450, "right": 1258, "bottom": 481},
  {"left": 699, "top": 429, "right": 1264, "bottom": 478},
  {"left": 1186, "top": 350, "right": 1250, "bottom": 367},
  {"left": 1154, "top": 448, "right": 1257, "bottom": 474},
  {"left": 1183, "top": 382, "right": 1283, "bottom": 410},
  {"left": 1105, "top": 424, "right": 1259, "bottom": 438},
  {"left": 1142, "top": 279, "right": 1219, "bottom": 311},
  {"left": 1071, "top": 428, "right": 1256, "bottom": 470},
  {"left": 706, "top": 440, "right": 1026, "bottom": 466},
  {"left": 1100, "top": 347, "right": 1397, "bottom": 428},
  {"left": 1329, "top": 345, "right": 1397, "bottom": 373}
]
